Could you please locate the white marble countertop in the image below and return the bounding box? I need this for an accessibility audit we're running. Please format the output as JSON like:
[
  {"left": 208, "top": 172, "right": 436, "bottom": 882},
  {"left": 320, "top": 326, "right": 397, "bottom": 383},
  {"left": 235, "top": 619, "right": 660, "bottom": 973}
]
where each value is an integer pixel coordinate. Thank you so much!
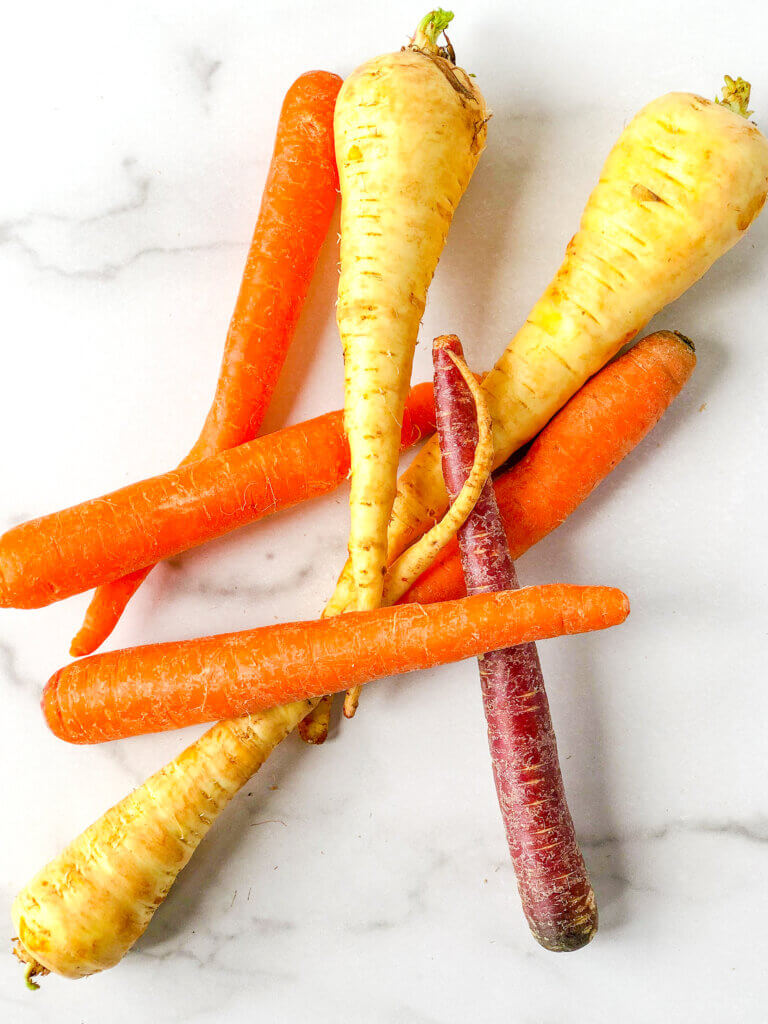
[{"left": 2, "top": 1, "right": 768, "bottom": 1020}]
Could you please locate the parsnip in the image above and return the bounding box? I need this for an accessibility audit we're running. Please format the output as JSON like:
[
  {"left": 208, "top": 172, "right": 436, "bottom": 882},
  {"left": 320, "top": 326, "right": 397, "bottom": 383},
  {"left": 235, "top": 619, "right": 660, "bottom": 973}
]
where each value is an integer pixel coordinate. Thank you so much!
[
  {"left": 329, "top": 77, "right": 768, "bottom": 624},
  {"left": 12, "top": 350, "right": 493, "bottom": 981},
  {"left": 337, "top": 9, "right": 488, "bottom": 614},
  {"left": 14, "top": 77, "right": 768, "bottom": 985},
  {"left": 13, "top": 703, "right": 308, "bottom": 982}
]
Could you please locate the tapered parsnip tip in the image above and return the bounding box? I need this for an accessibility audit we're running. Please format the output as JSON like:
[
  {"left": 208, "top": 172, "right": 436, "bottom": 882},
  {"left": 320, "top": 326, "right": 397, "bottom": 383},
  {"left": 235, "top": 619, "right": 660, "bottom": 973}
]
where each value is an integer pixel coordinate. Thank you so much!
[
  {"left": 716, "top": 76, "right": 753, "bottom": 118},
  {"left": 298, "top": 699, "right": 332, "bottom": 744},
  {"left": 343, "top": 688, "right": 361, "bottom": 718}
]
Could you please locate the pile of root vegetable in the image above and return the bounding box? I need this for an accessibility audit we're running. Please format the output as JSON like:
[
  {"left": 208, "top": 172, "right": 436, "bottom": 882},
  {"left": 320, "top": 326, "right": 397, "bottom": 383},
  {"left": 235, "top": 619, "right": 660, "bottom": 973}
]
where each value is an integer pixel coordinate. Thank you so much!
[{"left": 3, "top": 9, "right": 767, "bottom": 985}]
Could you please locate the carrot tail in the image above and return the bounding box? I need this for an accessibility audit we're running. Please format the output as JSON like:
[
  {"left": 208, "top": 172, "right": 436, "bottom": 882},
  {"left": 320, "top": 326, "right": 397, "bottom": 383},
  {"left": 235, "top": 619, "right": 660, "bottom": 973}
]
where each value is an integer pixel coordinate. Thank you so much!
[
  {"left": 70, "top": 570, "right": 148, "bottom": 657},
  {"left": 70, "top": 70, "right": 342, "bottom": 655},
  {"left": 43, "top": 586, "right": 629, "bottom": 745},
  {"left": 434, "top": 335, "right": 597, "bottom": 951}
]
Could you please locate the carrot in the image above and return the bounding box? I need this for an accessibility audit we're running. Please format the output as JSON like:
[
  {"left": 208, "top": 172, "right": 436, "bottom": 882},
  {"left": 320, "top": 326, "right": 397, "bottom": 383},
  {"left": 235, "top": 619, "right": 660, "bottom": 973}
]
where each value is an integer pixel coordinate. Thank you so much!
[
  {"left": 435, "top": 335, "right": 596, "bottom": 951},
  {"left": 15, "top": 587, "right": 628, "bottom": 982},
  {"left": 324, "top": 77, "right": 768, "bottom": 628},
  {"left": 335, "top": 10, "right": 488, "bottom": 617},
  {"left": 70, "top": 70, "right": 342, "bottom": 657},
  {"left": 43, "top": 586, "right": 628, "bottom": 745},
  {"left": 299, "top": 328, "right": 696, "bottom": 743},
  {"left": 0, "top": 384, "right": 435, "bottom": 611},
  {"left": 12, "top": 324, "right": 692, "bottom": 979},
  {"left": 406, "top": 330, "right": 697, "bottom": 605}
]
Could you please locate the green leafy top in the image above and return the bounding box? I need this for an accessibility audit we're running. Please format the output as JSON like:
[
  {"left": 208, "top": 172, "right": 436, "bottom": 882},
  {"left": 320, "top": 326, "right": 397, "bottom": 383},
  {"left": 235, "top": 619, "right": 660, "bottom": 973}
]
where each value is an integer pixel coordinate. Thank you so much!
[
  {"left": 716, "top": 75, "right": 753, "bottom": 118},
  {"left": 412, "top": 9, "right": 455, "bottom": 54}
]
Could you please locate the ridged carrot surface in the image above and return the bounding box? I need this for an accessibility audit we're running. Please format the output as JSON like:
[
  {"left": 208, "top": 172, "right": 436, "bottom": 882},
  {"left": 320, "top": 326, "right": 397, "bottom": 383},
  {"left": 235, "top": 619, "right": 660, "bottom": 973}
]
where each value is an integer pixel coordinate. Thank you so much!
[
  {"left": 405, "top": 331, "right": 696, "bottom": 605},
  {"left": 0, "top": 384, "right": 434, "bottom": 610},
  {"left": 434, "top": 334, "right": 596, "bottom": 952},
  {"left": 71, "top": 70, "right": 342, "bottom": 656},
  {"left": 301, "top": 329, "right": 696, "bottom": 741},
  {"left": 11, "top": 330, "right": 689, "bottom": 980},
  {"left": 43, "top": 585, "right": 630, "bottom": 744}
]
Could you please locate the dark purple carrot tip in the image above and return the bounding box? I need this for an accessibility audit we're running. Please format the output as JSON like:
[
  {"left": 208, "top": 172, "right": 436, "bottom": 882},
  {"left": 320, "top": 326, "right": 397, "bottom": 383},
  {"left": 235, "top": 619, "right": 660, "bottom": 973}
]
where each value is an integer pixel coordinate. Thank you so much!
[{"left": 530, "top": 910, "right": 598, "bottom": 952}]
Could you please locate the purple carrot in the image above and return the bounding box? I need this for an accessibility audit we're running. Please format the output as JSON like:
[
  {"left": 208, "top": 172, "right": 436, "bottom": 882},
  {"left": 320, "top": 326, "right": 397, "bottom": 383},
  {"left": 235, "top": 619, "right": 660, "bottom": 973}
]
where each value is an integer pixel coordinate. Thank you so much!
[{"left": 433, "top": 334, "right": 597, "bottom": 952}]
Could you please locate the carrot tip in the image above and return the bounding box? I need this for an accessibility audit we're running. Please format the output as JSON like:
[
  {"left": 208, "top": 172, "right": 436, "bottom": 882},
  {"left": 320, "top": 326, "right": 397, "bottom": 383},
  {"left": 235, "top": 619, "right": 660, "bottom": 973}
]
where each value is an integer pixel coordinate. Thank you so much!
[
  {"left": 670, "top": 330, "right": 695, "bottom": 352},
  {"left": 530, "top": 914, "right": 598, "bottom": 953},
  {"left": 41, "top": 673, "right": 66, "bottom": 741},
  {"left": 69, "top": 631, "right": 92, "bottom": 659}
]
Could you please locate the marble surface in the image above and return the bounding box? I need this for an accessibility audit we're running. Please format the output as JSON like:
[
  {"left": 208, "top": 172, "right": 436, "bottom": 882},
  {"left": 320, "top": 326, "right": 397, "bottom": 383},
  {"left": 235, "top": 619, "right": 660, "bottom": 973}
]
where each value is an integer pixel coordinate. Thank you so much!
[{"left": 2, "top": 1, "right": 768, "bottom": 1020}]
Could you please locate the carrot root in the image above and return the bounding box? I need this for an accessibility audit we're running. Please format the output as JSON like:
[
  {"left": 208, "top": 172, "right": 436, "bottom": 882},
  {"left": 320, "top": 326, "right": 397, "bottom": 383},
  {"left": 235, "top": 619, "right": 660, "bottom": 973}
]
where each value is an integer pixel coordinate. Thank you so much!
[
  {"left": 71, "top": 70, "right": 343, "bottom": 654},
  {"left": 434, "top": 335, "right": 597, "bottom": 951},
  {"left": 42, "top": 586, "right": 629, "bottom": 745},
  {"left": 0, "top": 384, "right": 436, "bottom": 615}
]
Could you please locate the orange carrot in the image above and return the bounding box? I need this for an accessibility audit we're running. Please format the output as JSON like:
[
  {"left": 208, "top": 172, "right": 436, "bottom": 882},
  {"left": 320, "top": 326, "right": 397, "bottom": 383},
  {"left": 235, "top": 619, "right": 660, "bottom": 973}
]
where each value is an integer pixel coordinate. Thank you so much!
[
  {"left": 299, "top": 329, "right": 696, "bottom": 743},
  {"left": 405, "top": 331, "right": 697, "bottom": 606},
  {"left": 0, "top": 384, "right": 434, "bottom": 611},
  {"left": 43, "top": 585, "right": 630, "bottom": 744},
  {"left": 71, "top": 70, "right": 342, "bottom": 657}
]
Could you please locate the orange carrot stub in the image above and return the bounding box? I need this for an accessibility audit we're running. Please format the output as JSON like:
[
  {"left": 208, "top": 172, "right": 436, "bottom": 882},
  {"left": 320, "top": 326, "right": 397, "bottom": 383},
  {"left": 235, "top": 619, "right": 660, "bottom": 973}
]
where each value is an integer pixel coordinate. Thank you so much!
[
  {"left": 0, "top": 384, "right": 435, "bottom": 611},
  {"left": 404, "top": 331, "right": 697, "bottom": 606},
  {"left": 71, "top": 70, "right": 342, "bottom": 657},
  {"left": 43, "top": 585, "right": 630, "bottom": 744}
]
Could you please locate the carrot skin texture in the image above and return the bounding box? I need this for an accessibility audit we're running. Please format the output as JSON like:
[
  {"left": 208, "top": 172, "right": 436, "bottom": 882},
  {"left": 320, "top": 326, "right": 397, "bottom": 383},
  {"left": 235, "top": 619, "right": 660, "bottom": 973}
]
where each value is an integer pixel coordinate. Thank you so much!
[
  {"left": 188, "top": 72, "right": 342, "bottom": 457},
  {"left": 435, "top": 335, "right": 597, "bottom": 951},
  {"left": 42, "top": 585, "right": 629, "bottom": 744},
  {"left": 0, "top": 384, "right": 435, "bottom": 611},
  {"left": 299, "top": 330, "right": 694, "bottom": 740},
  {"left": 72, "top": 70, "right": 342, "bottom": 656},
  {"left": 406, "top": 331, "right": 696, "bottom": 606}
]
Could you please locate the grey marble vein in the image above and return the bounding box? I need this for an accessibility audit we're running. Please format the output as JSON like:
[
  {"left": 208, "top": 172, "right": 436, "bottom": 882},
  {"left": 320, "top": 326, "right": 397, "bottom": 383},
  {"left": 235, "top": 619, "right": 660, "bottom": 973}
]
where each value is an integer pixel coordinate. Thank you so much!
[
  {"left": 0, "top": 231, "right": 242, "bottom": 282},
  {"left": 0, "top": 156, "right": 151, "bottom": 232},
  {"left": 0, "top": 640, "right": 30, "bottom": 690},
  {"left": 583, "top": 815, "right": 768, "bottom": 849},
  {"left": 0, "top": 155, "right": 244, "bottom": 280},
  {"left": 187, "top": 48, "right": 222, "bottom": 101},
  {"left": 348, "top": 850, "right": 450, "bottom": 933},
  {"left": 172, "top": 562, "right": 317, "bottom": 602},
  {"left": 98, "top": 741, "right": 152, "bottom": 788},
  {"left": 134, "top": 926, "right": 295, "bottom": 980},
  {"left": 167, "top": 532, "right": 347, "bottom": 601}
]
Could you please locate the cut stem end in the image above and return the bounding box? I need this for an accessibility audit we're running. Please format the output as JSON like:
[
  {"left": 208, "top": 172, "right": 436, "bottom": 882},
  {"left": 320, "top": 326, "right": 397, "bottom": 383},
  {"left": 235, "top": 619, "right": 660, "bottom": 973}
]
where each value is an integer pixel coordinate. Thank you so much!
[
  {"left": 716, "top": 75, "right": 753, "bottom": 118},
  {"left": 412, "top": 9, "right": 455, "bottom": 56}
]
